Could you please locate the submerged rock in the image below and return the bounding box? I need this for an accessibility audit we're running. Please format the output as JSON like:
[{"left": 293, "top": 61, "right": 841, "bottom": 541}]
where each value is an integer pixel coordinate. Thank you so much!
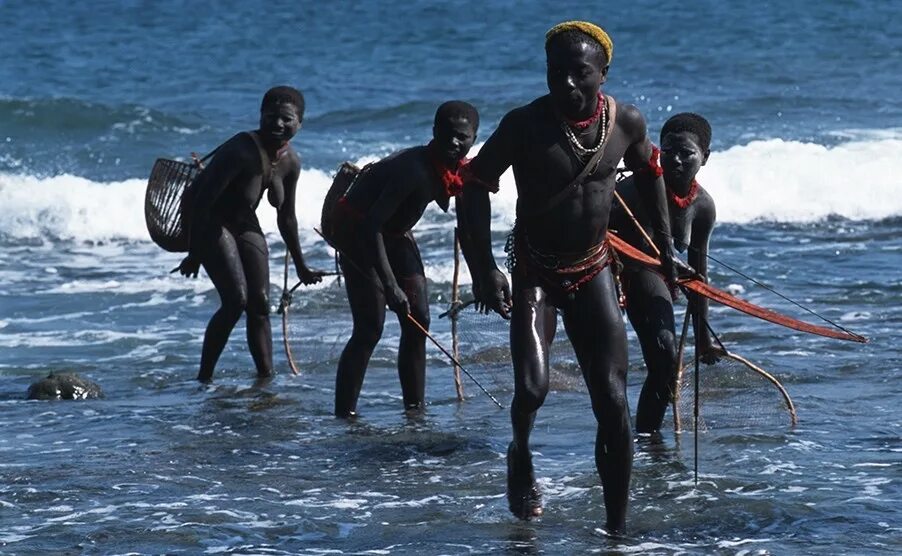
[{"left": 27, "top": 372, "right": 104, "bottom": 400}]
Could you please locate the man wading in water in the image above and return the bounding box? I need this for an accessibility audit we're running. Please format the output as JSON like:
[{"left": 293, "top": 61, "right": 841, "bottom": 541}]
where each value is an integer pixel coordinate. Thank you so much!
[
  {"left": 323, "top": 101, "right": 481, "bottom": 418},
  {"left": 456, "top": 22, "right": 675, "bottom": 534}
]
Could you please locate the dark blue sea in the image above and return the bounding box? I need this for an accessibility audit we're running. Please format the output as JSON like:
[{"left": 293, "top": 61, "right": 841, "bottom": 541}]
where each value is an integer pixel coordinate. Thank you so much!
[{"left": 1, "top": 1, "right": 899, "bottom": 554}]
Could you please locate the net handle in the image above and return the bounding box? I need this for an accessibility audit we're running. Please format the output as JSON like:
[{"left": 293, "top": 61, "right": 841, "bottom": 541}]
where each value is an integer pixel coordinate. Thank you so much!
[
  {"left": 703, "top": 318, "right": 798, "bottom": 426},
  {"left": 451, "top": 228, "right": 465, "bottom": 401},
  {"left": 282, "top": 252, "right": 301, "bottom": 376}
]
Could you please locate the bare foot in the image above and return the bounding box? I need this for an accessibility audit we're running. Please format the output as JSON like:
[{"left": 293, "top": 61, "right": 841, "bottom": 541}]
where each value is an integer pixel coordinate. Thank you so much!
[
  {"left": 506, "top": 442, "right": 543, "bottom": 520},
  {"left": 252, "top": 372, "right": 274, "bottom": 390}
]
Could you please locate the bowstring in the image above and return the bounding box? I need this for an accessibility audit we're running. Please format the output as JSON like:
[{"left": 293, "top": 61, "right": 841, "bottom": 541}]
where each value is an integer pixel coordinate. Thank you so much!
[{"left": 612, "top": 176, "right": 863, "bottom": 340}]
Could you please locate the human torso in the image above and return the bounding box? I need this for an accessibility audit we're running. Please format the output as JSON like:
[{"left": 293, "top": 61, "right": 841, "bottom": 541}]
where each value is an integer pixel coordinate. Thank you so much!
[
  {"left": 210, "top": 133, "right": 297, "bottom": 227},
  {"left": 669, "top": 200, "right": 695, "bottom": 252},
  {"left": 612, "top": 175, "right": 714, "bottom": 257},
  {"left": 480, "top": 95, "right": 629, "bottom": 255},
  {"left": 342, "top": 147, "right": 439, "bottom": 235}
]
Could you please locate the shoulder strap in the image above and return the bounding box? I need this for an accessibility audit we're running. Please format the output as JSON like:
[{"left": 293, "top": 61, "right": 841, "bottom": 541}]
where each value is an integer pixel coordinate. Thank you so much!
[
  {"left": 245, "top": 131, "right": 271, "bottom": 184},
  {"left": 190, "top": 144, "right": 221, "bottom": 170},
  {"left": 526, "top": 95, "right": 618, "bottom": 218}
]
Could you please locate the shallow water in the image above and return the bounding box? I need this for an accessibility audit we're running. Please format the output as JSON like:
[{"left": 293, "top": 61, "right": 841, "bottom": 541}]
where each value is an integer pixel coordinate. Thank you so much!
[
  {"left": 1, "top": 218, "right": 899, "bottom": 554},
  {"left": 2, "top": 0, "right": 901, "bottom": 553}
]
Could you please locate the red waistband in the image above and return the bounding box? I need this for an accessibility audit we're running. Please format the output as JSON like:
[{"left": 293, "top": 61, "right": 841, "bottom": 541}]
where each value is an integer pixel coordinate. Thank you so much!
[{"left": 518, "top": 237, "right": 611, "bottom": 294}]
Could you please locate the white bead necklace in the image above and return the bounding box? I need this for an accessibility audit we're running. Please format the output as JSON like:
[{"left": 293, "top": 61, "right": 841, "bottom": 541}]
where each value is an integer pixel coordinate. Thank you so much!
[{"left": 561, "top": 96, "right": 608, "bottom": 157}]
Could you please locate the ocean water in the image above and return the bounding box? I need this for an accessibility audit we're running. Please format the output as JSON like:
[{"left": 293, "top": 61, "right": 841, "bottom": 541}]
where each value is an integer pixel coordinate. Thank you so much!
[{"left": 1, "top": 1, "right": 900, "bottom": 554}]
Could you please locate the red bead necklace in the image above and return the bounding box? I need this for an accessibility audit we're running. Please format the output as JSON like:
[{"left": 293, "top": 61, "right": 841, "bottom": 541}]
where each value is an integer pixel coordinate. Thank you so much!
[
  {"left": 564, "top": 92, "right": 604, "bottom": 130},
  {"left": 667, "top": 179, "right": 700, "bottom": 209},
  {"left": 428, "top": 141, "right": 468, "bottom": 197}
]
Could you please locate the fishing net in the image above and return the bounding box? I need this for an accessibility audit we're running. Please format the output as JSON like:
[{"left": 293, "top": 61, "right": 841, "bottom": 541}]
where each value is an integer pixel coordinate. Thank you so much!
[
  {"left": 448, "top": 298, "right": 798, "bottom": 428},
  {"left": 278, "top": 161, "right": 372, "bottom": 374},
  {"left": 144, "top": 157, "right": 202, "bottom": 252},
  {"left": 441, "top": 300, "right": 513, "bottom": 396},
  {"left": 277, "top": 253, "right": 797, "bottom": 429},
  {"left": 279, "top": 271, "right": 350, "bottom": 375},
  {"left": 446, "top": 292, "right": 798, "bottom": 428},
  {"left": 446, "top": 301, "right": 589, "bottom": 398},
  {"left": 673, "top": 351, "right": 797, "bottom": 432}
]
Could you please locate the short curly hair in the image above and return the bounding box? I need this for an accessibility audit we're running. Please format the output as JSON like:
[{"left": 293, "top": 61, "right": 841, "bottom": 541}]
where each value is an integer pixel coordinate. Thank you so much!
[
  {"left": 434, "top": 100, "right": 479, "bottom": 129},
  {"left": 261, "top": 86, "right": 305, "bottom": 116},
  {"left": 660, "top": 113, "right": 711, "bottom": 152}
]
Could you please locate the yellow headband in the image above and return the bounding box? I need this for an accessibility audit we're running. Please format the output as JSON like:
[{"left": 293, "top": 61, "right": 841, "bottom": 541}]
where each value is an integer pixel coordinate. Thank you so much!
[{"left": 546, "top": 21, "right": 613, "bottom": 64}]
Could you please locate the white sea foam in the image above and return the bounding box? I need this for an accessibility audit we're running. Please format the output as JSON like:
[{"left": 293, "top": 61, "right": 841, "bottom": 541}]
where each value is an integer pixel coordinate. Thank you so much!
[
  {"left": 726, "top": 283, "right": 746, "bottom": 295},
  {"left": 1, "top": 136, "right": 900, "bottom": 244},
  {"left": 374, "top": 494, "right": 449, "bottom": 508},
  {"left": 700, "top": 138, "right": 902, "bottom": 223},
  {"left": 0, "top": 173, "right": 148, "bottom": 242},
  {"left": 45, "top": 276, "right": 213, "bottom": 296},
  {"left": 603, "top": 541, "right": 695, "bottom": 553}
]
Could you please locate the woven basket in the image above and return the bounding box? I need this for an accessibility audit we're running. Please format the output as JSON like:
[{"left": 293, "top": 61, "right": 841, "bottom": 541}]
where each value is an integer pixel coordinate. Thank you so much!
[
  {"left": 320, "top": 161, "right": 361, "bottom": 241},
  {"left": 144, "top": 158, "right": 201, "bottom": 252}
]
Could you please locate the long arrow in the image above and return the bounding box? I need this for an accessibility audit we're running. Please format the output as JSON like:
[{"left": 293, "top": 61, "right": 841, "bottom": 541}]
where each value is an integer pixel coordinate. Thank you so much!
[{"left": 313, "top": 228, "right": 504, "bottom": 408}]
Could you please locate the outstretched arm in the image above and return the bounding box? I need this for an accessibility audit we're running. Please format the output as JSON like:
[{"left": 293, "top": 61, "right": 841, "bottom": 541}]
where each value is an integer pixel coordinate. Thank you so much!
[
  {"left": 456, "top": 185, "right": 510, "bottom": 316},
  {"left": 688, "top": 194, "right": 721, "bottom": 362},
  {"left": 278, "top": 153, "right": 322, "bottom": 285},
  {"left": 621, "top": 105, "right": 676, "bottom": 284},
  {"left": 455, "top": 112, "right": 517, "bottom": 317}
]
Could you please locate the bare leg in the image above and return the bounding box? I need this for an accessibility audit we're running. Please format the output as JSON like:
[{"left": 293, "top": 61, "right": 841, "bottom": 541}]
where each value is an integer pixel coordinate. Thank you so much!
[
  {"left": 396, "top": 274, "right": 428, "bottom": 411},
  {"left": 197, "top": 227, "right": 248, "bottom": 382},
  {"left": 623, "top": 268, "right": 678, "bottom": 433},
  {"left": 334, "top": 254, "right": 386, "bottom": 417},
  {"left": 562, "top": 267, "right": 631, "bottom": 535},
  {"left": 236, "top": 228, "right": 274, "bottom": 379},
  {"left": 388, "top": 234, "right": 428, "bottom": 411},
  {"left": 507, "top": 282, "right": 557, "bottom": 519}
]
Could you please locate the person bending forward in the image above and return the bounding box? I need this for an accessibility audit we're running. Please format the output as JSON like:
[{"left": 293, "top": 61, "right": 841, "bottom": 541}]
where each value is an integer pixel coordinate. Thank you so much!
[{"left": 326, "top": 101, "right": 480, "bottom": 418}]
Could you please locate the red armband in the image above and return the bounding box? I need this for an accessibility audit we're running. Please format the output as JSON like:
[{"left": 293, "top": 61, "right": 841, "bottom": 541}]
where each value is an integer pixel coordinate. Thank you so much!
[{"left": 633, "top": 144, "right": 663, "bottom": 178}]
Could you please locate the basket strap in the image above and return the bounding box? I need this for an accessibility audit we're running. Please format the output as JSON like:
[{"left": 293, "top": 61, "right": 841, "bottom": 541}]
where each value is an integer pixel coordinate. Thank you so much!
[
  {"left": 199, "top": 147, "right": 219, "bottom": 163},
  {"left": 190, "top": 145, "right": 221, "bottom": 169}
]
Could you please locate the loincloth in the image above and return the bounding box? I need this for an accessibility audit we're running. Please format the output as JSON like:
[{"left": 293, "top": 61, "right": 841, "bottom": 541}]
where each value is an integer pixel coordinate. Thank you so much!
[
  {"left": 508, "top": 225, "right": 611, "bottom": 297},
  {"left": 327, "top": 195, "right": 414, "bottom": 276}
]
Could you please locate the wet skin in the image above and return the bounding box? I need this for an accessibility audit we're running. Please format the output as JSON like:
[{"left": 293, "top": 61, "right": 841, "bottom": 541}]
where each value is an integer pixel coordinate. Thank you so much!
[
  {"left": 178, "top": 101, "right": 323, "bottom": 382},
  {"left": 332, "top": 115, "right": 477, "bottom": 418},
  {"left": 457, "top": 36, "right": 674, "bottom": 534},
  {"left": 612, "top": 130, "right": 721, "bottom": 433}
]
